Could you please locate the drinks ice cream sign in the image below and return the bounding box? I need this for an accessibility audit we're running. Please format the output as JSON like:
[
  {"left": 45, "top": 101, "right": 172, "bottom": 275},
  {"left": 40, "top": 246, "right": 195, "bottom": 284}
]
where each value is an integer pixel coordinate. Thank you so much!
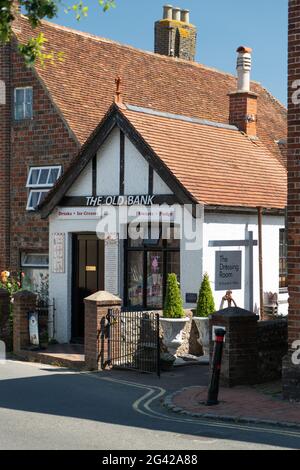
[{"left": 215, "top": 251, "right": 242, "bottom": 291}]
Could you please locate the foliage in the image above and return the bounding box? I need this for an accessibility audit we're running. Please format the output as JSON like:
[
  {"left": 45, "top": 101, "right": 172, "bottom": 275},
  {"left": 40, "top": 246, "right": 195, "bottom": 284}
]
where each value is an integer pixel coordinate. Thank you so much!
[
  {"left": 196, "top": 273, "right": 215, "bottom": 318},
  {"left": 163, "top": 273, "right": 185, "bottom": 319},
  {"left": 0, "top": 0, "right": 116, "bottom": 65},
  {"left": 0, "top": 270, "right": 22, "bottom": 296}
]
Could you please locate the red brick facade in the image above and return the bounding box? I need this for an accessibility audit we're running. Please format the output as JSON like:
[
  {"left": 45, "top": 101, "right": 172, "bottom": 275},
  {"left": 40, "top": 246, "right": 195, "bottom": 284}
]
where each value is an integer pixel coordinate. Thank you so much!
[
  {"left": 282, "top": 0, "right": 300, "bottom": 401},
  {"left": 0, "top": 44, "right": 12, "bottom": 269},
  {"left": 0, "top": 41, "right": 78, "bottom": 272},
  {"left": 287, "top": 0, "right": 300, "bottom": 346}
]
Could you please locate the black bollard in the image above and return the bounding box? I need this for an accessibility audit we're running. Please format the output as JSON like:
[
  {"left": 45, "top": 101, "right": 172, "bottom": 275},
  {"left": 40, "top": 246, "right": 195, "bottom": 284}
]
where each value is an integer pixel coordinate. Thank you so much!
[{"left": 206, "top": 328, "right": 226, "bottom": 406}]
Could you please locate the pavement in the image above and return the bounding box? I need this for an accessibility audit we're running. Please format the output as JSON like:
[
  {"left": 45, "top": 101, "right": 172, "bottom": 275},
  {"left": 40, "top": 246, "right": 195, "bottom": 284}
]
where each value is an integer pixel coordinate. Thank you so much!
[
  {"left": 1, "top": 359, "right": 300, "bottom": 450},
  {"left": 164, "top": 383, "right": 300, "bottom": 429}
]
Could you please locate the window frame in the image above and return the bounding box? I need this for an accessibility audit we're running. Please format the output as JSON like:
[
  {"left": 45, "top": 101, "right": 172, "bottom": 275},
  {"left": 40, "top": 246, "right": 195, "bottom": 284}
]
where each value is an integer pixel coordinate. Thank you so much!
[
  {"left": 14, "top": 86, "right": 33, "bottom": 121},
  {"left": 124, "top": 223, "right": 181, "bottom": 310},
  {"left": 279, "top": 228, "right": 288, "bottom": 292},
  {"left": 26, "top": 165, "right": 62, "bottom": 212},
  {"left": 21, "top": 253, "right": 49, "bottom": 269},
  {"left": 26, "top": 166, "right": 62, "bottom": 189},
  {"left": 26, "top": 189, "right": 49, "bottom": 211}
]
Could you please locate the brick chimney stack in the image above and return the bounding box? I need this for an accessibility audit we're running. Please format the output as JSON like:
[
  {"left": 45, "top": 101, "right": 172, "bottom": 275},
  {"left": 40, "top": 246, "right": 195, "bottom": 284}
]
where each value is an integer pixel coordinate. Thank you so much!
[
  {"left": 154, "top": 5, "right": 197, "bottom": 61},
  {"left": 229, "top": 46, "right": 258, "bottom": 137}
]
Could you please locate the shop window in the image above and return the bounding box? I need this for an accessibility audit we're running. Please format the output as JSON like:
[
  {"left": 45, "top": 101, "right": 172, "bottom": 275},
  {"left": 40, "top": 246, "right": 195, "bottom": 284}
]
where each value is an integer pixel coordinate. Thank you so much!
[
  {"left": 21, "top": 253, "right": 49, "bottom": 300},
  {"left": 279, "top": 228, "right": 288, "bottom": 291},
  {"left": 14, "top": 87, "right": 33, "bottom": 120},
  {"left": 125, "top": 224, "right": 180, "bottom": 310},
  {"left": 26, "top": 166, "right": 62, "bottom": 211}
]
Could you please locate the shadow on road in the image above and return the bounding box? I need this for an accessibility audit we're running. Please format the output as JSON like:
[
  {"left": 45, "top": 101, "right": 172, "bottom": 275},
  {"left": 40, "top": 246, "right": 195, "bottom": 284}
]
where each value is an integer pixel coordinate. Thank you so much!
[{"left": 0, "top": 361, "right": 299, "bottom": 450}]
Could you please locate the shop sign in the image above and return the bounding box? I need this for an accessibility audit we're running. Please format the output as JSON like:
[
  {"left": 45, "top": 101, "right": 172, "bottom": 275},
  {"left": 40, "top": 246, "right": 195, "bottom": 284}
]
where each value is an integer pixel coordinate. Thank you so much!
[{"left": 215, "top": 251, "right": 242, "bottom": 291}]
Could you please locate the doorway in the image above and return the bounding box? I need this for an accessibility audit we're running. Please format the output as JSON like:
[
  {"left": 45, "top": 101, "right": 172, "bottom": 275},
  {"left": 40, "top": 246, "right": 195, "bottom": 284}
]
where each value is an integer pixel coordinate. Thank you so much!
[{"left": 72, "top": 234, "right": 105, "bottom": 342}]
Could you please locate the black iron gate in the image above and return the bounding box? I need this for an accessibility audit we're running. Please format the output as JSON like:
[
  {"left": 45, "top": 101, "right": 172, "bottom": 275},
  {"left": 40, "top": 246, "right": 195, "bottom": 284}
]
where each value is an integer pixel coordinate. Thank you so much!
[{"left": 107, "top": 310, "right": 160, "bottom": 377}]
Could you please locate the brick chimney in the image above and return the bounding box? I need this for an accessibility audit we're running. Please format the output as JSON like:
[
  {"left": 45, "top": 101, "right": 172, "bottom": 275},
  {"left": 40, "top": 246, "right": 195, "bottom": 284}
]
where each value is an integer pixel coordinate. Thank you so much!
[
  {"left": 228, "top": 46, "right": 258, "bottom": 137},
  {"left": 154, "top": 5, "right": 197, "bottom": 61}
]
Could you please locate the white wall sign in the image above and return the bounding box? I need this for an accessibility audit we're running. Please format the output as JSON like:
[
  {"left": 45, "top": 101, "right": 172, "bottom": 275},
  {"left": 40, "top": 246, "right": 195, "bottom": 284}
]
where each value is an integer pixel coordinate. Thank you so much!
[
  {"left": 57, "top": 208, "right": 99, "bottom": 220},
  {"left": 215, "top": 251, "right": 242, "bottom": 291},
  {"left": 52, "top": 233, "right": 65, "bottom": 273}
]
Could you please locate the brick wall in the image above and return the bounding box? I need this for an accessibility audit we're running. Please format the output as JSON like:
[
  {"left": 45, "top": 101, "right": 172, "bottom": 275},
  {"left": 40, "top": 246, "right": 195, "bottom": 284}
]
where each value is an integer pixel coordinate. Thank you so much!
[
  {"left": 4, "top": 42, "right": 79, "bottom": 271},
  {"left": 154, "top": 20, "right": 197, "bottom": 61},
  {"left": 0, "top": 44, "right": 12, "bottom": 270},
  {"left": 229, "top": 91, "right": 258, "bottom": 136},
  {"left": 282, "top": 0, "right": 300, "bottom": 401},
  {"left": 288, "top": 0, "right": 300, "bottom": 346}
]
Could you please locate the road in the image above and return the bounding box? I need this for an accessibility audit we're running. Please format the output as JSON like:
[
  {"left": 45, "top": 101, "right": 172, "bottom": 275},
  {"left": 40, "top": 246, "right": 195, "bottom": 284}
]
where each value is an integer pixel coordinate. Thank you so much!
[{"left": 0, "top": 360, "right": 299, "bottom": 450}]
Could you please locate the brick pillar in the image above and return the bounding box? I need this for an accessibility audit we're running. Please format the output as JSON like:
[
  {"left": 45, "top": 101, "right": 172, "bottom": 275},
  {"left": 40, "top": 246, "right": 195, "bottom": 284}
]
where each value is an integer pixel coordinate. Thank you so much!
[
  {"left": 0, "top": 288, "right": 11, "bottom": 346},
  {"left": 282, "top": 0, "right": 300, "bottom": 401},
  {"left": 84, "top": 291, "right": 121, "bottom": 371},
  {"left": 13, "top": 290, "right": 37, "bottom": 353},
  {"left": 210, "top": 307, "right": 258, "bottom": 387}
]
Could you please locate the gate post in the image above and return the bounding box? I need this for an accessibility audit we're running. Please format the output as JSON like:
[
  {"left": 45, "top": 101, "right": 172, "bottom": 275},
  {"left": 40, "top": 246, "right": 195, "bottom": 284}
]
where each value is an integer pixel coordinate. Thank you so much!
[
  {"left": 13, "top": 290, "right": 37, "bottom": 353},
  {"left": 0, "top": 288, "right": 11, "bottom": 347},
  {"left": 84, "top": 291, "right": 121, "bottom": 371}
]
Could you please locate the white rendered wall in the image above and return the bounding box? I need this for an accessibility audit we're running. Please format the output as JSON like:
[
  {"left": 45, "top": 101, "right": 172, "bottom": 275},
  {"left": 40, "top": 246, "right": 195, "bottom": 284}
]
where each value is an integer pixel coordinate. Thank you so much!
[
  {"left": 66, "top": 161, "right": 93, "bottom": 196},
  {"left": 124, "top": 137, "right": 149, "bottom": 195},
  {"left": 97, "top": 127, "right": 120, "bottom": 195},
  {"left": 203, "top": 213, "right": 287, "bottom": 315}
]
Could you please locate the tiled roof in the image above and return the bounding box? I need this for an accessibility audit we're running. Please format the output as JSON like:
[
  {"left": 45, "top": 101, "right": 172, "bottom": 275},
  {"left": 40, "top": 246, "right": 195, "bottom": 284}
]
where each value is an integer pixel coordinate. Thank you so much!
[
  {"left": 121, "top": 106, "right": 287, "bottom": 209},
  {"left": 13, "top": 16, "right": 287, "bottom": 166}
]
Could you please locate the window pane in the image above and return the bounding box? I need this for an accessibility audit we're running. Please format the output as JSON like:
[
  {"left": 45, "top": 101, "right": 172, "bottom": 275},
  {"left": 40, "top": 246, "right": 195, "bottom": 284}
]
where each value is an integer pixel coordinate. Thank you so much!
[
  {"left": 28, "top": 191, "right": 40, "bottom": 210},
  {"left": 22, "top": 253, "right": 49, "bottom": 266},
  {"left": 22, "top": 268, "right": 49, "bottom": 296},
  {"left": 25, "top": 88, "right": 33, "bottom": 118},
  {"left": 127, "top": 252, "right": 144, "bottom": 307},
  {"left": 28, "top": 169, "right": 40, "bottom": 185},
  {"left": 147, "top": 252, "right": 163, "bottom": 309},
  {"left": 15, "top": 88, "right": 24, "bottom": 105},
  {"left": 166, "top": 251, "right": 180, "bottom": 282},
  {"left": 15, "top": 104, "right": 24, "bottom": 120},
  {"left": 38, "top": 191, "right": 48, "bottom": 205},
  {"left": 38, "top": 169, "right": 50, "bottom": 185},
  {"left": 48, "top": 168, "right": 60, "bottom": 185}
]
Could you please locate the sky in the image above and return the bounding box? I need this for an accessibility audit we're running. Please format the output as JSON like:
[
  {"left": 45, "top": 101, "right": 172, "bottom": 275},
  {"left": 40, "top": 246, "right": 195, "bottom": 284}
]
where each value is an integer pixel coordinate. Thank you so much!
[{"left": 50, "top": 0, "right": 288, "bottom": 105}]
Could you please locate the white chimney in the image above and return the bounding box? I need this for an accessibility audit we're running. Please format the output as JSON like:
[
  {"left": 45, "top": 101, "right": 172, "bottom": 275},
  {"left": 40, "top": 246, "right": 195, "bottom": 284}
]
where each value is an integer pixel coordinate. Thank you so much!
[
  {"left": 181, "top": 9, "right": 190, "bottom": 23},
  {"left": 172, "top": 7, "right": 181, "bottom": 21},
  {"left": 236, "top": 46, "right": 252, "bottom": 92},
  {"left": 163, "top": 4, "right": 173, "bottom": 20}
]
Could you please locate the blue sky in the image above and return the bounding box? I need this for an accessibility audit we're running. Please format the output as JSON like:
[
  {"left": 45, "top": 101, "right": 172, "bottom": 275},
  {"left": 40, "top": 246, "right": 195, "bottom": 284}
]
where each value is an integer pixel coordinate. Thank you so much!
[{"left": 51, "top": 0, "right": 288, "bottom": 105}]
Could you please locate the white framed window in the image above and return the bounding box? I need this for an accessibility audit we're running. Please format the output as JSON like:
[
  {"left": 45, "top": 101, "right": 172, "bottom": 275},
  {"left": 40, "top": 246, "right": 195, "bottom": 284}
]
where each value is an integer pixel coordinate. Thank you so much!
[
  {"left": 21, "top": 253, "right": 49, "bottom": 297},
  {"left": 26, "top": 166, "right": 62, "bottom": 211},
  {"left": 14, "top": 87, "right": 33, "bottom": 120}
]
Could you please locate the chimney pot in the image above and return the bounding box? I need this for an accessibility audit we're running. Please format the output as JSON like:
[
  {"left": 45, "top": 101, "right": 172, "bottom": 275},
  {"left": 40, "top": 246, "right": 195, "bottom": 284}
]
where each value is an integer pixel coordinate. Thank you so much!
[
  {"left": 236, "top": 45, "right": 252, "bottom": 93},
  {"left": 172, "top": 7, "right": 181, "bottom": 21},
  {"left": 181, "top": 9, "right": 190, "bottom": 23},
  {"left": 163, "top": 5, "right": 173, "bottom": 20}
]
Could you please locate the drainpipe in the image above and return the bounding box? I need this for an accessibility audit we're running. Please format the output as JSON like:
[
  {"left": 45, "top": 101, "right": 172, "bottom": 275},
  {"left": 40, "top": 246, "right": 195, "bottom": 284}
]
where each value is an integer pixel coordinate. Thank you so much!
[{"left": 258, "top": 207, "right": 264, "bottom": 320}]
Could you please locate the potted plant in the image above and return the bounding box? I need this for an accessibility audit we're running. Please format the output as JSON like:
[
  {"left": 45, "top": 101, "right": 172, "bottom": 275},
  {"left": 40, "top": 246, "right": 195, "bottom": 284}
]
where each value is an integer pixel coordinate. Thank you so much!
[
  {"left": 193, "top": 273, "right": 216, "bottom": 360},
  {"left": 160, "top": 274, "right": 190, "bottom": 364}
]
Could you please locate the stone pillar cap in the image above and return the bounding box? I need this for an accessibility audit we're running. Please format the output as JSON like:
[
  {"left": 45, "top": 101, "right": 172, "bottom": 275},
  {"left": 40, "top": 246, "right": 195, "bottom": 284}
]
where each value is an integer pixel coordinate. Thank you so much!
[
  {"left": 13, "top": 290, "right": 37, "bottom": 299},
  {"left": 84, "top": 291, "right": 121, "bottom": 306},
  {"left": 213, "top": 307, "right": 258, "bottom": 318}
]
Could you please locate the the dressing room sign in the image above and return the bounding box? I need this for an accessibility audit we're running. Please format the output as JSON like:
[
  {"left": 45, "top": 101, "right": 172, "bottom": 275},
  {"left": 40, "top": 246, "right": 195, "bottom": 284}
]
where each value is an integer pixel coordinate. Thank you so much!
[{"left": 215, "top": 251, "right": 242, "bottom": 291}]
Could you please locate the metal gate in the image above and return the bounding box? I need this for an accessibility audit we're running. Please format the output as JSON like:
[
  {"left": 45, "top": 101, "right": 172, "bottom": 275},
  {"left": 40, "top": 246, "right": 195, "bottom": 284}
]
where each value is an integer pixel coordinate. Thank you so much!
[{"left": 107, "top": 310, "right": 160, "bottom": 377}]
